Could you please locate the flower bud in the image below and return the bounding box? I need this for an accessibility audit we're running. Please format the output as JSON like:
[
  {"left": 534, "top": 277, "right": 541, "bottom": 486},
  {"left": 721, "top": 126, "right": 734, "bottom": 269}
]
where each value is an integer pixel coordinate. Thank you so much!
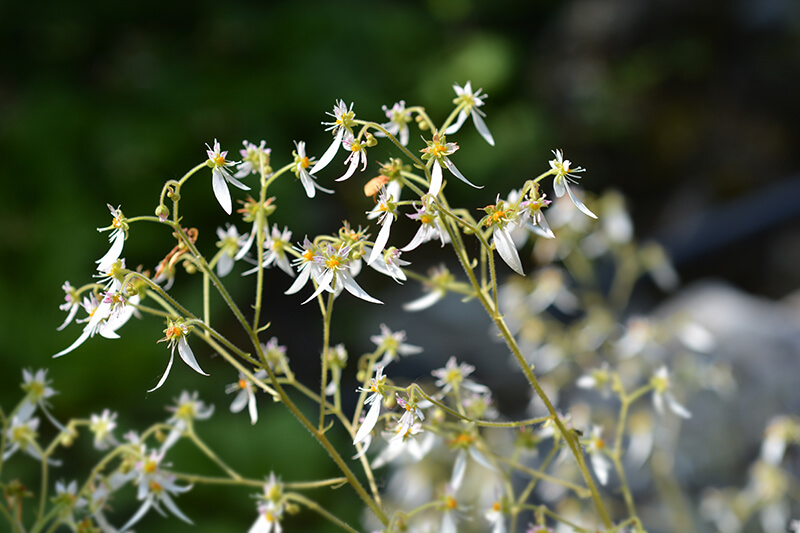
[{"left": 155, "top": 205, "right": 170, "bottom": 221}]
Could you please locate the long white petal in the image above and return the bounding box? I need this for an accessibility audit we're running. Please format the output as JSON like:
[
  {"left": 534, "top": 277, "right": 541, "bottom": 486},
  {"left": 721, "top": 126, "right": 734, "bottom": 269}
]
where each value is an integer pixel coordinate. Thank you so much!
[
  {"left": 148, "top": 351, "right": 175, "bottom": 392},
  {"left": 300, "top": 172, "right": 316, "bottom": 198},
  {"left": 591, "top": 452, "right": 610, "bottom": 485},
  {"left": 402, "top": 290, "right": 443, "bottom": 312},
  {"left": 118, "top": 497, "right": 153, "bottom": 533},
  {"left": 230, "top": 391, "right": 249, "bottom": 413},
  {"left": 565, "top": 183, "right": 598, "bottom": 219},
  {"left": 234, "top": 231, "right": 255, "bottom": 261},
  {"left": 337, "top": 153, "right": 360, "bottom": 182},
  {"left": 339, "top": 272, "right": 383, "bottom": 304},
  {"left": 178, "top": 338, "right": 209, "bottom": 376},
  {"left": 217, "top": 254, "right": 234, "bottom": 277},
  {"left": 160, "top": 492, "right": 193, "bottom": 524},
  {"left": 353, "top": 398, "right": 381, "bottom": 444},
  {"left": 56, "top": 304, "right": 80, "bottom": 331},
  {"left": 247, "top": 393, "right": 258, "bottom": 425},
  {"left": 311, "top": 127, "right": 344, "bottom": 174},
  {"left": 444, "top": 110, "right": 468, "bottom": 135},
  {"left": 53, "top": 306, "right": 107, "bottom": 357},
  {"left": 225, "top": 173, "right": 250, "bottom": 191},
  {"left": 442, "top": 157, "right": 481, "bottom": 188},
  {"left": 284, "top": 267, "right": 311, "bottom": 295},
  {"left": 471, "top": 109, "right": 495, "bottom": 146},
  {"left": 450, "top": 449, "right": 467, "bottom": 490},
  {"left": 493, "top": 227, "right": 524, "bottom": 275},
  {"left": 96, "top": 230, "right": 125, "bottom": 272},
  {"left": 212, "top": 171, "right": 233, "bottom": 214},
  {"left": 368, "top": 216, "right": 393, "bottom": 265},
  {"left": 401, "top": 225, "right": 428, "bottom": 252},
  {"left": 553, "top": 176, "right": 566, "bottom": 198},
  {"left": 428, "top": 160, "right": 443, "bottom": 196}
]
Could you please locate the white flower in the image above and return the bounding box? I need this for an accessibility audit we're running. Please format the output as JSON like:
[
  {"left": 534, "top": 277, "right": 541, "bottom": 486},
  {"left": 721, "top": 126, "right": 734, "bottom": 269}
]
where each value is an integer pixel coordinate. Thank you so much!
[
  {"left": 366, "top": 187, "right": 398, "bottom": 265},
  {"left": 549, "top": 149, "right": 597, "bottom": 219},
  {"left": 3, "top": 412, "right": 42, "bottom": 461},
  {"left": 215, "top": 224, "right": 249, "bottom": 277},
  {"left": 292, "top": 141, "right": 333, "bottom": 198},
  {"left": 420, "top": 132, "right": 480, "bottom": 196},
  {"left": 300, "top": 243, "right": 383, "bottom": 305},
  {"left": 338, "top": 130, "right": 369, "bottom": 182},
  {"left": 235, "top": 140, "right": 271, "bottom": 178},
  {"left": 57, "top": 281, "right": 81, "bottom": 331},
  {"left": 392, "top": 395, "right": 426, "bottom": 441},
  {"left": 226, "top": 370, "right": 268, "bottom": 425},
  {"left": 96, "top": 204, "right": 127, "bottom": 273},
  {"left": 379, "top": 100, "right": 412, "bottom": 146},
  {"left": 21, "top": 368, "right": 65, "bottom": 431},
  {"left": 367, "top": 246, "right": 409, "bottom": 283},
  {"left": 149, "top": 319, "right": 208, "bottom": 393},
  {"left": 312, "top": 99, "right": 356, "bottom": 175},
  {"left": 353, "top": 366, "right": 387, "bottom": 445},
  {"left": 402, "top": 264, "right": 452, "bottom": 312},
  {"left": 432, "top": 356, "right": 489, "bottom": 396},
  {"left": 119, "top": 448, "right": 193, "bottom": 532},
  {"left": 650, "top": 366, "right": 691, "bottom": 419},
  {"left": 444, "top": 81, "right": 495, "bottom": 146},
  {"left": 284, "top": 238, "right": 323, "bottom": 296},
  {"left": 485, "top": 500, "right": 507, "bottom": 533},
  {"left": 206, "top": 139, "right": 250, "bottom": 215},
  {"left": 249, "top": 473, "right": 285, "bottom": 533},
  {"left": 401, "top": 199, "right": 451, "bottom": 252},
  {"left": 481, "top": 197, "right": 524, "bottom": 275},
  {"left": 585, "top": 425, "right": 611, "bottom": 485},
  {"left": 89, "top": 409, "right": 118, "bottom": 450},
  {"left": 371, "top": 323, "right": 422, "bottom": 367},
  {"left": 163, "top": 391, "right": 214, "bottom": 449}
]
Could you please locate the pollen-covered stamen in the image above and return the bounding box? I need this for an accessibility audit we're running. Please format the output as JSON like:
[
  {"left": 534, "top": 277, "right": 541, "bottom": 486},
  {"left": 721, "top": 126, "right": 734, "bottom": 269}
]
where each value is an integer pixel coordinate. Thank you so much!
[
  {"left": 112, "top": 216, "right": 123, "bottom": 229},
  {"left": 492, "top": 501, "right": 501, "bottom": 512},
  {"left": 450, "top": 434, "right": 476, "bottom": 447},
  {"left": 238, "top": 378, "right": 248, "bottom": 390},
  {"left": 325, "top": 256, "right": 341, "bottom": 269},
  {"left": 149, "top": 481, "right": 163, "bottom": 494},
  {"left": 144, "top": 460, "right": 158, "bottom": 474},
  {"left": 300, "top": 156, "right": 310, "bottom": 169},
  {"left": 420, "top": 214, "right": 434, "bottom": 225},
  {"left": 444, "top": 495, "right": 458, "bottom": 510},
  {"left": 212, "top": 153, "right": 227, "bottom": 168}
]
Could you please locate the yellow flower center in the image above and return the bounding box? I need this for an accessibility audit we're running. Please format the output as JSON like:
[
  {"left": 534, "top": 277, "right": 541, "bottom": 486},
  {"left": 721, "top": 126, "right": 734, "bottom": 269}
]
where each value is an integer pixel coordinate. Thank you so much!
[
  {"left": 325, "top": 257, "right": 341, "bottom": 269},
  {"left": 300, "top": 156, "right": 310, "bottom": 169}
]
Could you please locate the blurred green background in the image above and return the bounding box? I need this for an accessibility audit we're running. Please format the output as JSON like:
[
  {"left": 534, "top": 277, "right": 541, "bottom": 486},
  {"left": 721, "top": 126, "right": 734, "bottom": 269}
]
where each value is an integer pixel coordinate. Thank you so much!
[{"left": 2, "top": 0, "right": 800, "bottom": 531}]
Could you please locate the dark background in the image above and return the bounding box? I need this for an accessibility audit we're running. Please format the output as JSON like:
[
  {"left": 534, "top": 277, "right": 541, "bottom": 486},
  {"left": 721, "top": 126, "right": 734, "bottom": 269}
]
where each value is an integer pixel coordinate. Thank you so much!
[{"left": 2, "top": 0, "right": 799, "bottom": 531}]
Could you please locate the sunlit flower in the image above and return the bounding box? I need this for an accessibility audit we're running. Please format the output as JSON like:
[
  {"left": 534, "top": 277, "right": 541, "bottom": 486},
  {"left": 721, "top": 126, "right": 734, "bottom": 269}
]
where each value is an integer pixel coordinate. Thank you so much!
[
  {"left": 119, "top": 448, "right": 193, "bottom": 532},
  {"left": 206, "top": 139, "right": 249, "bottom": 215},
  {"left": 226, "top": 370, "right": 268, "bottom": 425},
  {"left": 650, "top": 366, "right": 691, "bottom": 419},
  {"left": 292, "top": 141, "right": 332, "bottom": 198},
  {"left": 444, "top": 81, "right": 495, "bottom": 146},
  {"left": 89, "top": 409, "right": 119, "bottom": 450},
  {"left": 150, "top": 319, "right": 208, "bottom": 393},
  {"left": 585, "top": 425, "right": 611, "bottom": 485},
  {"left": 371, "top": 323, "right": 422, "bottom": 367},
  {"left": 481, "top": 197, "right": 524, "bottom": 275},
  {"left": 393, "top": 395, "right": 426, "bottom": 441},
  {"left": 379, "top": 100, "right": 412, "bottom": 146},
  {"left": 549, "top": 149, "right": 596, "bottom": 219},
  {"left": 312, "top": 99, "right": 356, "bottom": 175},
  {"left": 96, "top": 204, "right": 128, "bottom": 273},
  {"left": 485, "top": 500, "right": 507, "bottom": 533},
  {"left": 367, "top": 246, "right": 409, "bottom": 283},
  {"left": 420, "top": 132, "right": 479, "bottom": 196},
  {"left": 301, "top": 243, "right": 383, "bottom": 305},
  {"left": 439, "top": 484, "right": 467, "bottom": 533},
  {"left": 236, "top": 140, "right": 272, "bottom": 178},
  {"left": 353, "top": 366, "right": 387, "bottom": 445},
  {"left": 284, "top": 238, "right": 323, "bottom": 296},
  {"left": 513, "top": 185, "right": 554, "bottom": 239},
  {"left": 243, "top": 225, "right": 295, "bottom": 277}
]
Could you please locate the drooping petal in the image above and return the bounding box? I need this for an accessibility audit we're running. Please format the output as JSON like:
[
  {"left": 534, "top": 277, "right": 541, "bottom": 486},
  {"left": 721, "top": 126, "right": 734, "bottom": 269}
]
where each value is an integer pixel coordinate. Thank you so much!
[
  {"left": 234, "top": 231, "right": 255, "bottom": 261},
  {"left": 225, "top": 173, "right": 250, "bottom": 191},
  {"left": 368, "top": 216, "right": 393, "bottom": 265},
  {"left": 353, "top": 397, "right": 381, "bottom": 445},
  {"left": 217, "top": 254, "right": 234, "bottom": 277},
  {"left": 178, "top": 338, "right": 209, "bottom": 376},
  {"left": 160, "top": 491, "right": 194, "bottom": 524},
  {"left": 339, "top": 272, "right": 383, "bottom": 304},
  {"left": 553, "top": 176, "right": 567, "bottom": 198},
  {"left": 230, "top": 391, "right": 249, "bottom": 413},
  {"left": 337, "top": 152, "right": 361, "bottom": 182},
  {"left": 148, "top": 351, "right": 175, "bottom": 392},
  {"left": 444, "top": 110, "right": 468, "bottom": 135},
  {"left": 56, "top": 304, "right": 80, "bottom": 331},
  {"left": 299, "top": 172, "right": 316, "bottom": 198},
  {"left": 428, "top": 160, "right": 443, "bottom": 196},
  {"left": 470, "top": 109, "right": 495, "bottom": 146},
  {"left": 118, "top": 497, "right": 154, "bottom": 533},
  {"left": 666, "top": 393, "right": 692, "bottom": 419},
  {"left": 284, "top": 267, "right": 311, "bottom": 295},
  {"left": 441, "top": 157, "right": 482, "bottom": 189},
  {"left": 450, "top": 449, "right": 467, "bottom": 490},
  {"left": 401, "top": 224, "right": 429, "bottom": 253},
  {"left": 212, "top": 170, "right": 233, "bottom": 214},
  {"left": 246, "top": 392, "right": 258, "bottom": 425},
  {"left": 493, "top": 226, "right": 524, "bottom": 275},
  {"left": 591, "top": 451, "right": 610, "bottom": 485},
  {"left": 312, "top": 127, "right": 344, "bottom": 175},
  {"left": 402, "top": 290, "right": 444, "bottom": 312},
  {"left": 96, "top": 230, "right": 125, "bottom": 272},
  {"left": 565, "top": 182, "right": 598, "bottom": 219}
]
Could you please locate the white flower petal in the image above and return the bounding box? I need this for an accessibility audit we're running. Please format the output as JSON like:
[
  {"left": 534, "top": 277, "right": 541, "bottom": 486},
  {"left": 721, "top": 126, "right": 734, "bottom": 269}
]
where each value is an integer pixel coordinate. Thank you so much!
[
  {"left": 442, "top": 157, "right": 481, "bottom": 188},
  {"left": 212, "top": 171, "right": 233, "bottom": 214},
  {"left": 471, "top": 109, "right": 495, "bottom": 146},
  {"left": 337, "top": 152, "right": 360, "bottom": 182},
  {"left": 225, "top": 173, "right": 250, "bottom": 191},
  {"left": 428, "top": 160, "right": 443, "bottom": 196},
  {"left": 160, "top": 492, "right": 193, "bottom": 524},
  {"left": 56, "top": 304, "right": 80, "bottom": 331},
  {"left": 148, "top": 351, "right": 175, "bottom": 392},
  {"left": 178, "top": 338, "right": 209, "bottom": 376},
  {"left": 311, "top": 127, "right": 344, "bottom": 175},
  {"left": 118, "top": 497, "right": 153, "bottom": 533},
  {"left": 96, "top": 230, "right": 125, "bottom": 272},
  {"left": 353, "top": 397, "right": 381, "bottom": 445},
  {"left": 339, "top": 272, "right": 383, "bottom": 304},
  {"left": 450, "top": 449, "right": 467, "bottom": 490},
  {"left": 553, "top": 176, "right": 567, "bottom": 198},
  {"left": 444, "top": 110, "right": 468, "bottom": 135},
  {"left": 565, "top": 182, "right": 597, "bottom": 219},
  {"left": 300, "top": 172, "right": 316, "bottom": 198},
  {"left": 217, "top": 254, "right": 234, "bottom": 278},
  {"left": 591, "top": 451, "right": 610, "bottom": 485},
  {"left": 666, "top": 393, "right": 692, "bottom": 419},
  {"left": 402, "top": 290, "right": 444, "bottom": 312},
  {"left": 247, "top": 393, "right": 259, "bottom": 425},
  {"left": 230, "top": 391, "right": 249, "bottom": 413},
  {"left": 493, "top": 227, "right": 524, "bottom": 275},
  {"left": 368, "top": 216, "right": 393, "bottom": 265},
  {"left": 284, "top": 267, "right": 311, "bottom": 295}
]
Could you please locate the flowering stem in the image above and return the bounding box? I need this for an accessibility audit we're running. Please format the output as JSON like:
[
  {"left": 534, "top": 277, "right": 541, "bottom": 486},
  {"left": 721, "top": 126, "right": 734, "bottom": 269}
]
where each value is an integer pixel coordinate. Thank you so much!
[
  {"left": 319, "top": 292, "right": 335, "bottom": 431},
  {"left": 494, "top": 455, "right": 591, "bottom": 498},
  {"left": 438, "top": 205, "right": 613, "bottom": 528}
]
